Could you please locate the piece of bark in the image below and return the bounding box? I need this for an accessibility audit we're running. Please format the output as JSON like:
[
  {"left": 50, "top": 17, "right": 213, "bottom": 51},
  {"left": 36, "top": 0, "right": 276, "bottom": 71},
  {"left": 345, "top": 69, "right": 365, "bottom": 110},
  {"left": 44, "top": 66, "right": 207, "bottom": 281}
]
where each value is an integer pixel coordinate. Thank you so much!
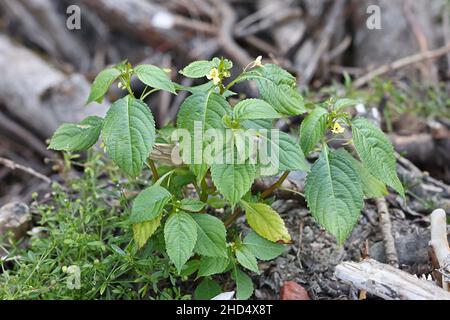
[
  {"left": 335, "top": 258, "right": 450, "bottom": 300},
  {"left": 0, "top": 35, "right": 108, "bottom": 139}
]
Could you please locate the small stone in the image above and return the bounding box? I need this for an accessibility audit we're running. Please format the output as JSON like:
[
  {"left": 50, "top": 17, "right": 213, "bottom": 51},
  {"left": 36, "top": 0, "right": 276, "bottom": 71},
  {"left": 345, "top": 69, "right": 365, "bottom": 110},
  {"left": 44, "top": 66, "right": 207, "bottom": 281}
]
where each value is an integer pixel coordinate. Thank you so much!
[
  {"left": 0, "top": 202, "right": 31, "bottom": 240},
  {"left": 280, "top": 281, "right": 310, "bottom": 300}
]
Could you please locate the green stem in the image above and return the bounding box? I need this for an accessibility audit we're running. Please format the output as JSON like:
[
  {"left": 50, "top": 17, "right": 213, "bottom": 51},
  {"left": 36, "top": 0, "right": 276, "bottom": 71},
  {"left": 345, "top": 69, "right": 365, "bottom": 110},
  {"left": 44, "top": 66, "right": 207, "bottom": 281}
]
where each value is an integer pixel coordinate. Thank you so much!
[
  {"left": 146, "top": 159, "right": 159, "bottom": 183},
  {"left": 141, "top": 88, "right": 160, "bottom": 101},
  {"left": 261, "top": 171, "right": 290, "bottom": 199},
  {"left": 224, "top": 207, "right": 242, "bottom": 228},
  {"left": 200, "top": 178, "right": 209, "bottom": 203}
]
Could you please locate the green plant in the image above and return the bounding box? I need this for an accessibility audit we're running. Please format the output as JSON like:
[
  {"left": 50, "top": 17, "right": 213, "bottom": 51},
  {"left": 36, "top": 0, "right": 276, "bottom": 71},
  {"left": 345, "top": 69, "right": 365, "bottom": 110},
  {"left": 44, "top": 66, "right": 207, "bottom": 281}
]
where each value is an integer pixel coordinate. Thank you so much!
[
  {"left": 0, "top": 153, "right": 186, "bottom": 299},
  {"left": 48, "top": 57, "right": 403, "bottom": 299}
]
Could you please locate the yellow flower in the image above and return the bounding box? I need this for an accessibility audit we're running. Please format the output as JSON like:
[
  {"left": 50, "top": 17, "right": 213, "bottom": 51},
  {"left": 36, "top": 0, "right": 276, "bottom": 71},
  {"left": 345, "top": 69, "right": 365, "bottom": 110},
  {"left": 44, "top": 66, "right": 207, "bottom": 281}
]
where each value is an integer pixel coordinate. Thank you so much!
[
  {"left": 254, "top": 56, "right": 263, "bottom": 67},
  {"left": 207, "top": 68, "right": 221, "bottom": 85},
  {"left": 331, "top": 122, "right": 345, "bottom": 134}
]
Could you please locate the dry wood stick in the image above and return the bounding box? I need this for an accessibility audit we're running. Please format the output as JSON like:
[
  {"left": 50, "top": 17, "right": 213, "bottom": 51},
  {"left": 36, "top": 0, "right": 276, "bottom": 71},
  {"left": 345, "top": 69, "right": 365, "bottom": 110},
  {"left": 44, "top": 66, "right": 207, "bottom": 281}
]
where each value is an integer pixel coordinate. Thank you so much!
[
  {"left": 353, "top": 43, "right": 450, "bottom": 88},
  {"left": 0, "top": 157, "right": 52, "bottom": 184},
  {"left": 375, "top": 197, "right": 399, "bottom": 267}
]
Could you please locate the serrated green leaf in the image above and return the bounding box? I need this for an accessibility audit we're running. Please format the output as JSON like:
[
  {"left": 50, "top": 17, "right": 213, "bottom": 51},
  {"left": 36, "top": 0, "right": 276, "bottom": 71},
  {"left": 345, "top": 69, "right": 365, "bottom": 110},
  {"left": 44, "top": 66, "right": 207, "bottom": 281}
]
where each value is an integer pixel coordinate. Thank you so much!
[
  {"left": 243, "top": 230, "right": 285, "bottom": 261},
  {"left": 241, "top": 201, "right": 291, "bottom": 243},
  {"left": 210, "top": 163, "right": 256, "bottom": 206},
  {"left": 305, "top": 148, "right": 364, "bottom": 244},
  {"left": 177, "top": 91, "right": 231, "bottom": 133},
  {"left": 300, "top": 107, "right": 328, "bottom": 155},
  {"left": 129, "top": 185, "right": 172, "bottom": 223},
  {"left": 194, "top": 278, "right": 222, "bottom": 300},
  {"left": 334, "top": 98, "right": 359, "bottom": 112},
  {"left": 49, "top": 116, "right": 103, "bottom": 151},
  {"left": 233, "top": 99, "right": 280, "bottom": 120},
  {"left": 352, "top": 118, "right": 404, "bottom": 196},
  {"left": 207, "top": 197, "right": 227, "bottom": 209},
  {"left": 102, "top": 95, "right": 155, "bottom": 177},
  {"left": 177, "top": 91, "right": 231, "bottom": 165},
  {"left": 179, "top": 199, "right": 205, "bottom": 212},
  {"left": 197, "top": 256, "right": 229, "bottom": 277},
  {"left": 192, "top": 214, "right": 227, "bottom": 257},
  {"left": 164, "top": 211, "right": 197, "bottom": 273},
  {"left": 255, "top": 131, "right": 309, "bottom": 176},
  {"left": 242, "top": 65, "right": 306, "bottom": 116},
  {"left": 236, "top": 245, "right": 259, "bottom": 273},
  {"left": 180, "top": 259, "right": 201, "bottom": 277},
  {"left": 134, "top": 64, "right": 176, "bottom": 94},
  {"left": 180, "top": 60, "right": 214, "bottom": 78},
  {"left": 277, "top": 132, "right": 309, "bottom": 172},
  {"left": 336, "top": 149, "right": 388, "bottom": 199},
  {"left": 242, "top": 118, "right": 273, "bottom": 130},
  {"left": 231, "top": 266, "right": 253, "bottom": 300},
  {"left": 133, "top": 214, "right": 162, "bottom": 249},
  {"left": 87, "top": 67, "right": 122, "bottom": 104}
]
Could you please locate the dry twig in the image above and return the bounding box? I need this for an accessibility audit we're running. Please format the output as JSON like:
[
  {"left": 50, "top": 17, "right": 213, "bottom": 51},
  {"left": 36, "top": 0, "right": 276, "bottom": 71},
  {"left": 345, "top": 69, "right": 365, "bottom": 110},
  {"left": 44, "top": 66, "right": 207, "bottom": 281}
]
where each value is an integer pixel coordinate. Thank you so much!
[{"left": 0, "top": 157, "right": 52, "bottom": 184}]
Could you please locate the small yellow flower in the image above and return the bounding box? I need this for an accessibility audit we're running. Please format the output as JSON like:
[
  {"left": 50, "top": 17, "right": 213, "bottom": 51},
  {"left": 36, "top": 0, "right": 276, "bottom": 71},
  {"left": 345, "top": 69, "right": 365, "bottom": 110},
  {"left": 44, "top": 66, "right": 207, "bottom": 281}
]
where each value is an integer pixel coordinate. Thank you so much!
[
  {"left": 206, "top": 67, "right": 221, "bottom": 85},
  {"left": 331, "top": 122, "right": 345, "bottom": 134},
  {"left": 254, "top": 56, "right": 263, "bottom": 67},
  {"left": 163, "top": 68, "right": 172, "bottom": 73}
]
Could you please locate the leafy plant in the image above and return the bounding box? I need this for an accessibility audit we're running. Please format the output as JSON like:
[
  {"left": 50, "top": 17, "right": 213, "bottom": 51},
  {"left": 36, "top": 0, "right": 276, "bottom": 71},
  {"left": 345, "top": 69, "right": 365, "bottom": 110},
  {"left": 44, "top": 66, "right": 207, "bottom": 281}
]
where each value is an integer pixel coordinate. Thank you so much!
[{"left": 49, "top": 57, "right": 403, "bottom": 299}]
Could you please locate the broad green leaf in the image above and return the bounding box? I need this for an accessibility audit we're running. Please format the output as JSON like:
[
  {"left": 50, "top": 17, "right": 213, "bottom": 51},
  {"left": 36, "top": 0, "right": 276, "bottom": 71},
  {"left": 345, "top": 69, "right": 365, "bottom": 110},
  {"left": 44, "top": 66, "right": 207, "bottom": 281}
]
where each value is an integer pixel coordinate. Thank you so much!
[
  {"left": 197, "top": 256, "right": 229, "bottom": 277},
  {"left": 134, "top": 64, "right": 176, "bottom": 94},
  {"left": 177, "top": 91, "right": 231, "bottom": 133},
  {"left": 194, "top": 278, "right": 222, "bottom": 300},
  {"left": 207, "top": 197, "right": 227, "bottom": 209},
  {"left": 133, "top": 214, "right": 162, "bottom": 249},
  {"left": 300, "top": 107, "right": 328, "bottom": 155},
  {"left": 177, "top": 92, "right": 231, "bottom": 165},
  {"left": 236, "top": 245, "right": 259, "bottom": 273},
  {"left": 210, "top": 163, "right": 256, "bottom": 206},
  {"left": 336, "top": 149, "right": 388, "bottom": 199},
  {"left": 87, "top": 67, "right": 121, "bottom": 104},
  {"left": 241, "top": 201, "right": 291, "bottom": 243},
  {"left": 129, "top": 185, "right": 172, "bottom": 223},
  {"left": 180, "top": 60, "right": 214, "bottom": 78},
  {"left": 164, "top": 211, "right": 197, "bottom": 273},
  {"left": 242, "top": 118, "right": 273, "bottom": 130},
  {"left": 352, "top": 118, "right": 404, "bottom": 196},
  {"left": 192, "top": 214, "right": 227, "bottom": 258},
  {"left": 304, "top": 148, "right": 364, "bottom": 244},
  {"left": 180, "top": 259, "right": 201, "bottom": 277},
  {"left": 233, "top": 99, "right": 280, "bottom": 120},
  {"left": 243, "top": 65, "right": 306, "bottom": 116},
  {"left": 277, "top": 132, "right": 309, "bottom": 172},
  {"left": 102, "top": 95, "right": 156, "bottom": 177},
  {"left": 243, "top": 230, "right": 285, "bottom": 261},
  {"left": 334, "top": 98, "right": 359, "bottom": 112},
  {"left": 179, "top": 199, "right": 205, "bottom": 212},
  {"left": 231, "top": 266, "right": 253, "bottom": 300},
  {"left": 256, "top": 131, "right": 309, "bottom": 176},
  {"left": 49, "top": 116, "right": 103, "bottom": 151}
]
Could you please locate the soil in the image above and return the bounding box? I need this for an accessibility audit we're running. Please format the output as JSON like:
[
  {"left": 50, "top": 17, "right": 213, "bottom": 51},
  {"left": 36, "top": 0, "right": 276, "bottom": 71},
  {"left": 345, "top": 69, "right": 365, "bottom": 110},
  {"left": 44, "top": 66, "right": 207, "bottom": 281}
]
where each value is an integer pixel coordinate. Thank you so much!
[{"left": 252, "top": 199, "right": 437, "bottom": 300}]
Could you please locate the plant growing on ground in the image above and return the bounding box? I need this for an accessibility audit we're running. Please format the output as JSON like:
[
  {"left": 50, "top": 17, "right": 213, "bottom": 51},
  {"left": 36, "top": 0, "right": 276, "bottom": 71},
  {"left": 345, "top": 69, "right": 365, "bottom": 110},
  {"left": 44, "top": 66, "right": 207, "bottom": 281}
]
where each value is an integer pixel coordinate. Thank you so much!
[{"left": 49, "top": 57, "right": 403, "bottom": 299}]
